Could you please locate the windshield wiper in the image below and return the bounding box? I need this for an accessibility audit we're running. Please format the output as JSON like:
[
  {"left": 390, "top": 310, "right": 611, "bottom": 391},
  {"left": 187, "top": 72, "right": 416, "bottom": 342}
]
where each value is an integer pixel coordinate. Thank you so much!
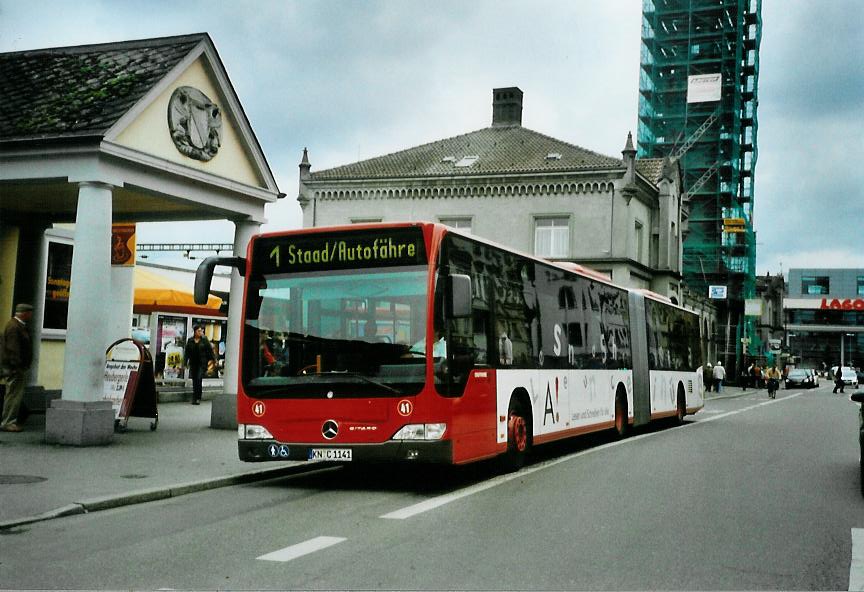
[{"left": 320, "top": 371, "right": 402, "bottom": 395}]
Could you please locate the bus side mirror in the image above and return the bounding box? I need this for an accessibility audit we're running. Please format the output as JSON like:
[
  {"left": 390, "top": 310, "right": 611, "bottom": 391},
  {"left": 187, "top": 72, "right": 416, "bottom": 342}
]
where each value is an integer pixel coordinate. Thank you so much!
[
  {"left": 194, "top": 256, "right": 246, "bottom": 305},
  {"left": 852, "top": 393, "right": 864, "bottom": 404},
  {"left": 448, "top": 274, "right": 472, "bottom": 318}
]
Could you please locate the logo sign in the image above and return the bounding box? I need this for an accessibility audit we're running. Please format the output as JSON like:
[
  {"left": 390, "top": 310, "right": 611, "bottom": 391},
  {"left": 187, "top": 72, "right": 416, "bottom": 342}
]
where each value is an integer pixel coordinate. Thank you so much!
[
  {"left": 111, "top": 224, "right": 136, "bottom": 266},
  {"left": 397, "top": 400, "right": 414, "bottom": 417},
  {"left": 820, "top": 298, "right": 864, "bottom": 311},
  {"left": 252, "top": 400, "right": 266, "bottom": 417},
  {"left": 708, "top": 285, "right": 728, "bottom": 299},
  {"left": 322, "top": 420, "right": 339, "bottom": 440}
]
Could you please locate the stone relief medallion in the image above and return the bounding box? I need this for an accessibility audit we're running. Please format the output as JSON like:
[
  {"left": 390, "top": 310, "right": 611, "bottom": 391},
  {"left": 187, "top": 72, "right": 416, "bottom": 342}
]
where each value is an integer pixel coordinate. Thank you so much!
[{"left": 167, "top": 86, "right": 222, "bottom": 161}]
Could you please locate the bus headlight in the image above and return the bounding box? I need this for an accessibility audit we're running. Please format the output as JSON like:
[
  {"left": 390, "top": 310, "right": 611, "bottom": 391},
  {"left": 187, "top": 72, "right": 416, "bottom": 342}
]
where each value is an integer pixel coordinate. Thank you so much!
[
  {"left": 238, "top": 424, "right": 273, "bottom": 440},
  {"left": 392, "top": 423, "right": 447, "bottom": 441}
]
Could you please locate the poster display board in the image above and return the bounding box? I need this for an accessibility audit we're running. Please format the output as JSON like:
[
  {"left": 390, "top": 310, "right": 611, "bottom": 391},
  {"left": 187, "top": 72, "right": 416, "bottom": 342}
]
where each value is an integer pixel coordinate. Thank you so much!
[{"left": 104, "top": 338, "right": 158, "bottom": 432}]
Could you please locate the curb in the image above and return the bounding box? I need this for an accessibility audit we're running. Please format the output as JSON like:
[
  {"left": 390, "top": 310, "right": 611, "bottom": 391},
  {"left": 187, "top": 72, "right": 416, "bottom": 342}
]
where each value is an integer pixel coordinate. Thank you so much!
[{"left": 0, "top": 462, "right": 324, "bottom": 531}]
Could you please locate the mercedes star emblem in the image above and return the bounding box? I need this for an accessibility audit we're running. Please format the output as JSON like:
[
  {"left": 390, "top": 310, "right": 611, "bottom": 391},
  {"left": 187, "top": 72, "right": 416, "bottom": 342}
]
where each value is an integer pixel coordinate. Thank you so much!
[{"left": 322, "top": 420, "right": 339, "bottom": 440}]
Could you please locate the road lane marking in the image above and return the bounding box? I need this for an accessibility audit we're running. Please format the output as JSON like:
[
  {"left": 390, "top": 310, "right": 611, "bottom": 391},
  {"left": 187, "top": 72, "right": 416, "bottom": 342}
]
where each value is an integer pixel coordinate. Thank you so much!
[
  {"left": 696, "top": 392, "right": 803, "bottom": 425},
  {"left": 851, "top": 529, "right": 864, "bottom": 591},
  {"left": 257, "top": 536, "right": 346, "bottom": 562},
  {"left": 381, "top": 393, "right": 804, "bottom": 520},
  {"left": 381, "top": 430, "right": 661, "bottom": 519}
]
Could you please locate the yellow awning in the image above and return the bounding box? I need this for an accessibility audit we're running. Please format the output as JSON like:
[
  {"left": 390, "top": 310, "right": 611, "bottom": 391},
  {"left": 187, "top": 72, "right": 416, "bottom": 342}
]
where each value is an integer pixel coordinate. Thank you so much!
[{"left": 133, "top": 267, "right": 222, "bottom": 313}]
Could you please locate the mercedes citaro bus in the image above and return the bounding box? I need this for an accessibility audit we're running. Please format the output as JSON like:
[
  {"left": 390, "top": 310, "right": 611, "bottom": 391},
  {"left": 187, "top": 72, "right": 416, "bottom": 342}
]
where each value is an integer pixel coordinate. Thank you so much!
[{"left": 194, "top": 222, "right": 704, "bottom": 470}]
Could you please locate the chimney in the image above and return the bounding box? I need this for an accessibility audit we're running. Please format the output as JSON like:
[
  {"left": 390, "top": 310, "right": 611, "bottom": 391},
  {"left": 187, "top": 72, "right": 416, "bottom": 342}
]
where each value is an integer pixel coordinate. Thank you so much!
[{"left": 492, "top": 87, "right": 523, "bottom": 127}]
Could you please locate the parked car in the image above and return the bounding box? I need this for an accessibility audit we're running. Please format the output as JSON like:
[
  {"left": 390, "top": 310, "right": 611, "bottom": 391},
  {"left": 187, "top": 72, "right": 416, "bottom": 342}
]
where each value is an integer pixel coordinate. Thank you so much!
[
  {"left": 830, "top": 366, "right": 860, "bottom": 389},
  {"left": 842, "top": 367, "right": 860, "bottom": 389},
  {"left": 785, "top": 368, "right": 816, "bottom": 389},
  {"left": 851, "top": 392, "right": 864, "bottom": 496}
]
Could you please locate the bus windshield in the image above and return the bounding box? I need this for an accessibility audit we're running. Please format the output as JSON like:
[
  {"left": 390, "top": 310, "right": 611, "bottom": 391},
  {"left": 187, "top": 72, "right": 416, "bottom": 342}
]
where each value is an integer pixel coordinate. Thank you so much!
[{"left": 243, "top": 265, "right": 430, "bottom": 398}]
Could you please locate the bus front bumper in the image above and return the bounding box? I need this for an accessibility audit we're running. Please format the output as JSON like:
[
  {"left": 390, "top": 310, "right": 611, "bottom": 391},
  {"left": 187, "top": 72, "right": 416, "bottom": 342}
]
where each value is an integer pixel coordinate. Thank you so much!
[{"left": 238, "top": 439, "right": 453, "bottom": 464}]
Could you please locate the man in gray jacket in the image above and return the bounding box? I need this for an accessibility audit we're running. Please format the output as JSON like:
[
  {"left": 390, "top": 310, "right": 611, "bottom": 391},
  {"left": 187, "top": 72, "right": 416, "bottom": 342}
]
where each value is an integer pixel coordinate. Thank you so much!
[{"left": 2, "top": 303, "right": 33, "bottom": 432}]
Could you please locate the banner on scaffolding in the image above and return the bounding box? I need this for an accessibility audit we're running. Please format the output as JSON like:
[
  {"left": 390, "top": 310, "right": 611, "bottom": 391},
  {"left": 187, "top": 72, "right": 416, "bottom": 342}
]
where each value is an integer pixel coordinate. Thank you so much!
[
  {"left": 687, "top": 73, "right": 722, "bottom": 103},
  {"left": 708, "top": 285, "right": 728, "bottom": 299}
]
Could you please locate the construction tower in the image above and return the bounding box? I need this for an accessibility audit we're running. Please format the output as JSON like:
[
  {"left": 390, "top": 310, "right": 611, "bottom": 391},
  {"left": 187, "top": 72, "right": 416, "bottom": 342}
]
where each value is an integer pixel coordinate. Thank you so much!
[{"left": 637, "top": 0, "right": 762, "bottom": 371}]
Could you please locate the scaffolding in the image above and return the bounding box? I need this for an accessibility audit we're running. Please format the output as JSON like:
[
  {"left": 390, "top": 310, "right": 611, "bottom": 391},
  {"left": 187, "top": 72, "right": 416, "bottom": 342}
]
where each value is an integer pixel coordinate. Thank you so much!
[{"left": 637, "top": 0, "right": 762, "bottom": 370}]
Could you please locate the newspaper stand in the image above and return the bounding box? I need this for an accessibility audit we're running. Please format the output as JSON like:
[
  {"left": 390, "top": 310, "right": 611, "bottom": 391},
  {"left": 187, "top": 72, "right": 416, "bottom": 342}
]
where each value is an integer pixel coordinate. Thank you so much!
[{"left": 104, "top": 338, "right": 158, "bottom": 432}]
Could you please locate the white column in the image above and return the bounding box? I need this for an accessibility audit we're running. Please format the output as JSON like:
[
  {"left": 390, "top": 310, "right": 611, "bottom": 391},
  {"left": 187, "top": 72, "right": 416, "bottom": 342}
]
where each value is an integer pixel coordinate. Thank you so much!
[
  {"left": 46, "top": 182, "right": 115, "bottom": 445},
  {"left": 211, "top": 218, "right": 260, "bottom": 429},
  {"left": 107, "top": 265, "right": 135, "bottom": 345},
  {"left": 62, "top": 182, "right": 113, "bottom": 402}
]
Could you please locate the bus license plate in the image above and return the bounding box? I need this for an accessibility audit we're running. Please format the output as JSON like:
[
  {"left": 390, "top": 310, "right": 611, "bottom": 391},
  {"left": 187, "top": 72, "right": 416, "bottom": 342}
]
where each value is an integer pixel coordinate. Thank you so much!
[{"left": 308, "top": 448, "right": 352, "bottom": 461}]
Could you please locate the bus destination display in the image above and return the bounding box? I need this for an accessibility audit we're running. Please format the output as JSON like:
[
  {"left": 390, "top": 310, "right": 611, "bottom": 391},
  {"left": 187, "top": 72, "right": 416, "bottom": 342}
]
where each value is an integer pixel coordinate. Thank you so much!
[{"left": 253, "top": 227, "right": 427, "bottom": 274}]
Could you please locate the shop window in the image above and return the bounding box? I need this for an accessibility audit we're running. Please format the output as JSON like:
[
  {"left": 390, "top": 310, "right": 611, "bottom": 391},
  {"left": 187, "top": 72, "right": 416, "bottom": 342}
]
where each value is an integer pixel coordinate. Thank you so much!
[
  {"left": 801, "top": 275, "right": 829, "bottom": 295},
  {"left": 857, "top": 276, "right": 864, "bottom": 296},
  {"left": 44, "top": 241, "right": 73, "bottom": 331},
  {"left": 534, "top": 216, "right": 569, "bottom": 258}
]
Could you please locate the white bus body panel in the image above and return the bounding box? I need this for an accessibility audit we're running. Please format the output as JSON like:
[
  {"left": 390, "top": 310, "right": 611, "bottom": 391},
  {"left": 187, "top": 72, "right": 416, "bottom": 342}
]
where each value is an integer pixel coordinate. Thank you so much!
[{"left": 496, "top": 369, "right": 633, "bottom": 444}]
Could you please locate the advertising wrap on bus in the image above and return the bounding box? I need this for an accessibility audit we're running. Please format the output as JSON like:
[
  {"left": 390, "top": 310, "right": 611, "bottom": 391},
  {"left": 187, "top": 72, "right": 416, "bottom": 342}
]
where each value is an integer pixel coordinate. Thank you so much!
[{"left": 194, "top": 222, "right": 704, "bottom": 470}]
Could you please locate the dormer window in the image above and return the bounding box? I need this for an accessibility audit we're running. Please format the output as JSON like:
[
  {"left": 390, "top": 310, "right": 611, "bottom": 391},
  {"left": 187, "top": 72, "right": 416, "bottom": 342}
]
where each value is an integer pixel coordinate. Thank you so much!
[
  {"left": 454, "top": 155, "right": 479, "bottom": 168},
  {"left": 546, "top": 152, "right": 562, "bottom": 160}
]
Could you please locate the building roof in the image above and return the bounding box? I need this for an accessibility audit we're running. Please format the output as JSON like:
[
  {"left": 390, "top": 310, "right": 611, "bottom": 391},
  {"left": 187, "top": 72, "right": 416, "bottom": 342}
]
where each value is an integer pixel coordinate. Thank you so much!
[
  {"left": 634, "top": 158, "right": 665, "bottom": 184},
  {"left": 0, "top": 33, "right": 207, "bottom": 142},
  {"left": 308, "top": 125, "right": 626, "bottom": 181}
]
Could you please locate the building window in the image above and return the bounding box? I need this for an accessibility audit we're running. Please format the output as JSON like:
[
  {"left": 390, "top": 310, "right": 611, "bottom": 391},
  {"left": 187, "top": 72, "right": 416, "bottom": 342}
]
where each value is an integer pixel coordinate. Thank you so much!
[
  {"left": 634, "top": 220, "right": 644, "bottom": 261},
  {"left": 439, "top": 217, "right": 472, "bottom": 234},
  {"left": 801, "top": 275, "right": 830, "bottom": 295},
  {"left": 534, "top": 216, "right": 569, "bottom": 258},
  {"left": 858, "top": 276, "right": 864, "bottom": 296}
]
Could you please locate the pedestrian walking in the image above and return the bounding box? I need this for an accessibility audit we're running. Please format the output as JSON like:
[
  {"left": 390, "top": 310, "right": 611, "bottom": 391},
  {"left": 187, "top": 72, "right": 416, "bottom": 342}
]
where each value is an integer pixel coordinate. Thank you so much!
[
  {"left": 713, "top": 361, "right": 726, "bottom": 393},
  {"left": 832, "top": 364, "right": 845, "bottom": 394},
  {"left": 1, "top": 303, "right": 33, "bottom": 432},
  {"left": 184, "top": 325, "right": 217, "bottom": 405},
  {"left": 703, "top": 363, "right": 713, "bottom": 393},
  {"left": 752, "top": 363, "right": 762, "bottom": 389}
]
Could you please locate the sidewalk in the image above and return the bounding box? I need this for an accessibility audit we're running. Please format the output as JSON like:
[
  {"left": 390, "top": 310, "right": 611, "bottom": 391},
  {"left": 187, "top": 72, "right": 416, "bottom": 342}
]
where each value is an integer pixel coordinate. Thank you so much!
[{"left": 0, "top": 400, "right": 317, "bottom": 530}]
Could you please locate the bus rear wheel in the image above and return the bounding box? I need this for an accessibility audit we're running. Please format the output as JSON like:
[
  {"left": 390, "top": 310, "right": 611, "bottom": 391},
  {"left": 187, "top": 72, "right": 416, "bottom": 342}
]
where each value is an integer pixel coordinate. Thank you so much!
[{"left": 500, "top": 397, "right": 530, "bottom": 472}]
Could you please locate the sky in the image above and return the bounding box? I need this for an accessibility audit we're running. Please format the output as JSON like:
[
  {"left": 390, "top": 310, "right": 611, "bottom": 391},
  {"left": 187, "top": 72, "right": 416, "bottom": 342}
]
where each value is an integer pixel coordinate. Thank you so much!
[{"left": 1, "top": 0, "right": 862, "bottom": 276}]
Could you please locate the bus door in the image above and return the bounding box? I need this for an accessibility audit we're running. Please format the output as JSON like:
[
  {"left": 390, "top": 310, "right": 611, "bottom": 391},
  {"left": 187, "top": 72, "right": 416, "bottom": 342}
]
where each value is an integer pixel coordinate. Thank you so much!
[{"left": 628, "top": 292, "right": 651, "bottom": 426}]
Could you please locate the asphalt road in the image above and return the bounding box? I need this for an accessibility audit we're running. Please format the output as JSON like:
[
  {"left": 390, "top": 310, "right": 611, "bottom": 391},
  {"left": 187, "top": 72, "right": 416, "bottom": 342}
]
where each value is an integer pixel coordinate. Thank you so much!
[{"left": 1, "top": 384, "right": 861, "bottom": 590}]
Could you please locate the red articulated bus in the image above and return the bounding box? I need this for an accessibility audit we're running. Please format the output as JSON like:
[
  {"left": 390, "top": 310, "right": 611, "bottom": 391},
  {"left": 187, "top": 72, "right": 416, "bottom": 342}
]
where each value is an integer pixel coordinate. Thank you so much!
[{"left": 195, "top": 222, "right": 704, "bottom": 470}]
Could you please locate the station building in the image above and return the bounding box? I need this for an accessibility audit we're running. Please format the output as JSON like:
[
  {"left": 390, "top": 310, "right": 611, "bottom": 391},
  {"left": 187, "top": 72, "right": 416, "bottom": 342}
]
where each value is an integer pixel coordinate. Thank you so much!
[
  {"left": 299, "top": 87, "right": 689, "bottom": 303},
  {"left": 783, "top": 268, "right": 863, "bottom": 370}
]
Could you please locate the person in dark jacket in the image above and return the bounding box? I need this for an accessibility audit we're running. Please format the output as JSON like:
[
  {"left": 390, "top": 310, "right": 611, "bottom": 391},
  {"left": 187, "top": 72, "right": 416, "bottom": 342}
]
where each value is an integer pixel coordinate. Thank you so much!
[
  {"left": 184, "top": 325, "right": 217, "bottom": 405},
  {"left": 2, "top": 304, "right": 33, "bottom": 431},
  {"left": 833, "top": 364, "right": 845, "bottom": 394}
]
